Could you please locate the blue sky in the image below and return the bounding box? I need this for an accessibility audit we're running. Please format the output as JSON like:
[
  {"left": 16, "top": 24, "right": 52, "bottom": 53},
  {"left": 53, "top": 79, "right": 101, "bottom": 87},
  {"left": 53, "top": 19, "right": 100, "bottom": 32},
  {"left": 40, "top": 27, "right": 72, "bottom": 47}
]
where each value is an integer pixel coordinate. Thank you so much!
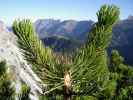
[{"left": 0, "top": 0, "right": 133, "bottom": 25}]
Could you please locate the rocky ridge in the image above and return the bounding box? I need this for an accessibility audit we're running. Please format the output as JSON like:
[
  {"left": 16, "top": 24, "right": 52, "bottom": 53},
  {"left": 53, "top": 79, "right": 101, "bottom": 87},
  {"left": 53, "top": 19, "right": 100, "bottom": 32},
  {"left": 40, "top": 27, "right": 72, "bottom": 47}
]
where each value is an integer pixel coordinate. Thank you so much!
[{"left": 0, "top": 21, "right": 43, "bottom": 100}]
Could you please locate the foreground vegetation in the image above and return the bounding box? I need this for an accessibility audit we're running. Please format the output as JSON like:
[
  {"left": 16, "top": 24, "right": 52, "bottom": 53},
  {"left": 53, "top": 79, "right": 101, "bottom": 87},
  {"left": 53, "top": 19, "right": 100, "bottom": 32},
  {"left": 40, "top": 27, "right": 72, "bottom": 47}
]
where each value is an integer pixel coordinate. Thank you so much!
[{"left": 0, "top": 4, "right": 133, "bottom": 100}]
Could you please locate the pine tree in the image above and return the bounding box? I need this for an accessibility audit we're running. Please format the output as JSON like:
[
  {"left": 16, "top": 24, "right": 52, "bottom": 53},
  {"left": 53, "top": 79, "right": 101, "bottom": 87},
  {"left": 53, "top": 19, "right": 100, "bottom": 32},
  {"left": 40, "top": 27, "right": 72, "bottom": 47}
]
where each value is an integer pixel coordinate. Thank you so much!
[
  {"left": 12, "top": 5, "right": 120, "bottom": 99},
  {"left": 18, "top": 84, "right": 30, "bottom": 100},
  {"left": 0, "top": 61, "right": 15, "bottom": 100},
  {"left": 110, "top": 50, "right": 133, "bottom": 99}
]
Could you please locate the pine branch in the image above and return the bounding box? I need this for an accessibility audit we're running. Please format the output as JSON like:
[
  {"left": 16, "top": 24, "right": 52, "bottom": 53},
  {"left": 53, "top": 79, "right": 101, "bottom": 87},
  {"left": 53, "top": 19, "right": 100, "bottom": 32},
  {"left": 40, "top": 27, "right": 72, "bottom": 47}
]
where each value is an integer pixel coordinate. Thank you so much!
[
  {"left": 12, "top": 5, "right": 121, "bottom": 97},
  {"left": 12, "top": 20, "right": 64, "bottom": 82},
  {"left": 71, "top": 5, "right": 120, "bottom": 94},
  {"left": 13, "top": 20, "right": 54, "bottom": 66},
  {"left": 12, "top": 19, "right": 66, "bottom": 93}
]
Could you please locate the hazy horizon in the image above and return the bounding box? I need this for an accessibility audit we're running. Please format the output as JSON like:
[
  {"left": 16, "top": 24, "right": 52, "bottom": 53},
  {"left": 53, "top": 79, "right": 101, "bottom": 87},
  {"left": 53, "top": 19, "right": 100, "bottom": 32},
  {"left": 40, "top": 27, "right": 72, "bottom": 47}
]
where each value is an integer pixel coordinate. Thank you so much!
[{"left": 0, "top": 0, "right": 133, "bottom": 25}]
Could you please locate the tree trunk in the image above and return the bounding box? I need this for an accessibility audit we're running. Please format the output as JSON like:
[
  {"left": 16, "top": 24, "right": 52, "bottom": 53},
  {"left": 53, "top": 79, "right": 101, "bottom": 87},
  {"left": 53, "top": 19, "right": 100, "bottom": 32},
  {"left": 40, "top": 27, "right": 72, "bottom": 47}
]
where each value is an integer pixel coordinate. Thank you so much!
[
  {"left": 63, "top": 86, "right": 72, "bottom": 100},
  {"left": 63, "top": 94, "right": 72, "bottom": 100}
]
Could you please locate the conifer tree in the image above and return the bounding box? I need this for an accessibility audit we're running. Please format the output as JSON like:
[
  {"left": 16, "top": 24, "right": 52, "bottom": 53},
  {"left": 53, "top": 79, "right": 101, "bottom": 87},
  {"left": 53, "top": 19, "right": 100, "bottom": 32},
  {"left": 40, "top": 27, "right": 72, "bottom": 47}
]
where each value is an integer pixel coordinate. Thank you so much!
[
  {"left": 12, "top": 5, "right": 120, "bottom": 99},
  {"left": 18, "top": 84, "right": 30, "bottom": 100},
  {"left": 0, "top": 61, "right": 15, "bottom": 100},
  {"left": 109, "top": 50, "right": 133, "bottom": 99}
]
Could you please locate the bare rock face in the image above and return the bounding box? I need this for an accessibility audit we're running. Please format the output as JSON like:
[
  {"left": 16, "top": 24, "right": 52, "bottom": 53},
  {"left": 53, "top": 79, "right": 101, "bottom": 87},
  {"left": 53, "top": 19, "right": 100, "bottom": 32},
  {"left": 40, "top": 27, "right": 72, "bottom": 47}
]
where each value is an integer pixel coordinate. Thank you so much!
[{"left": 0, "top": 21, "right": 43, "bottom": 100}]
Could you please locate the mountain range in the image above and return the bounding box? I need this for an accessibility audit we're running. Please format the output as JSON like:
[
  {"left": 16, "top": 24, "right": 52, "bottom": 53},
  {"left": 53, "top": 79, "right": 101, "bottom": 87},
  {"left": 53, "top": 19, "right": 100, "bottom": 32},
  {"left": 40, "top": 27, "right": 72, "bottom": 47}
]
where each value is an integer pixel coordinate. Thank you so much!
[
  {"left": 34, "top": 16, "right": 133, "bottom": 65},
  {"left": 109, "top": 15, "right": 133, "bottom": 65},
  {"left": 34, "top": 19, "right": 94, "bottom": 42}
]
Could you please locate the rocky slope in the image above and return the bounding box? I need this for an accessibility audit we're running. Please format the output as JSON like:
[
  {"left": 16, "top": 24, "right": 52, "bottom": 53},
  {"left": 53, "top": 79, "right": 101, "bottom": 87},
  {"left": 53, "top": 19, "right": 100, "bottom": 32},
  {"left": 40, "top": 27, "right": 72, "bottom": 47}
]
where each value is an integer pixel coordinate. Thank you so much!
[{"left": 0, "top": 21, "right": 43, "bottom": 100}]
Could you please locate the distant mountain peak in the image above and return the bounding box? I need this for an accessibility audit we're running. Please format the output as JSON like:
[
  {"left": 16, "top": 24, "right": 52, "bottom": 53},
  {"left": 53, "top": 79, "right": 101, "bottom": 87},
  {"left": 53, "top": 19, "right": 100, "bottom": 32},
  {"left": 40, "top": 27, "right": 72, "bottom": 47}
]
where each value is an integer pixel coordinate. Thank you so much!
[
  {"left": 127, "top": 15, "right": 133, "bottom": 20},
  {"left": 35, "top": 19, "right": 94, "bottom": 40},
  {"left": 0, "top": 20, "right": 6, "bottom": 32}
]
